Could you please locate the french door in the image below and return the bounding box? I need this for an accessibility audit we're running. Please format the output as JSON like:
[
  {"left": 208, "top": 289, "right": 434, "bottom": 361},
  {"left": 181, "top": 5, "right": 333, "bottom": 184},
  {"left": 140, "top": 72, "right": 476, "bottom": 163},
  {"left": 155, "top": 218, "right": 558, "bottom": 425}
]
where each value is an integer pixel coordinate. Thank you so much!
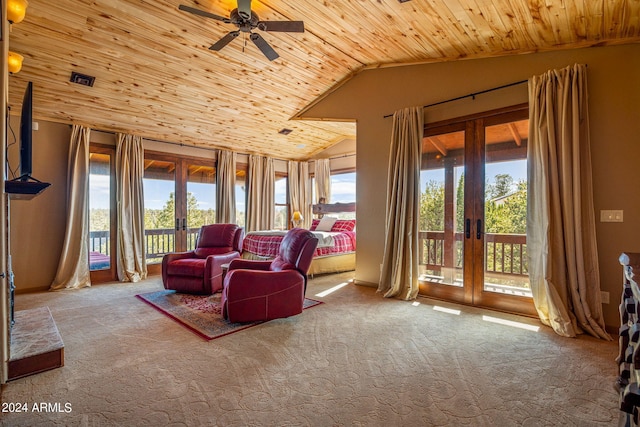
[
  {"left": 418, "top": 105, "right": 536, "bottom": 316},
  {"left": 89, "top": 145, "right": 117, "bottom": 282},
  {"left": 143, "top": 152, "right": 216, "bottom": 275}
]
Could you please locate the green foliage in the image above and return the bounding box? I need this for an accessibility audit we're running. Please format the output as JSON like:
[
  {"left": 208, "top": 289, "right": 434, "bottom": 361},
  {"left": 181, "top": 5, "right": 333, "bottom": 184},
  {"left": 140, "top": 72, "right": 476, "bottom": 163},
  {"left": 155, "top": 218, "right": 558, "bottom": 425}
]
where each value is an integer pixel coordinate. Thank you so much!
[
  {"left": 90, "top": 208, "right": 110, "bottom": 232},
  {"left": 420, "top": 173, "right": 527, "bottom": 234},
  {"left": 487, "top": 173, "right": 514, "bottom": 199},
  {"left": 145, "top": 191, "right": 216, "bottom": 230},
  {"left": 455, "top": 173, "right": 464, "bottom": 232},
  {"left": 93, "top": 192, "right": 218, "bottom": 233},
  {"left": 420, "top": 180, "right": 445, "bottom": 231}
]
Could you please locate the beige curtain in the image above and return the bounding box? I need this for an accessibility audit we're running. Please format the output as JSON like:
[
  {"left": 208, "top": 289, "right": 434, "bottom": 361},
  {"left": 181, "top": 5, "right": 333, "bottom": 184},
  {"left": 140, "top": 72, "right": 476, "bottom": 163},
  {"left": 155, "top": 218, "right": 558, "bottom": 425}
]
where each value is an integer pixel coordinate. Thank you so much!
[
  {"left": 528, "top": 64, "right": 610, "bottom": 340},
  {"left": 288, "top": 161, "right": 312, "bottom": 228},
  {"left": 315, "top": 158, "right": 331, "bottom": 203},
  {"left": 246, "top": 155, "right": 274, "bottom": 232},
  {"left": 378, "top": 107, "right": 423, "bottom": 300},
  {"left": 115, "top": 133, "right": 147, "bottom": 282},
  {"left": 50, "top": 125, "right": 92, "bottom": 290},
  {"left": 216, "top": 149, "right": 236, "bottom": 224}
]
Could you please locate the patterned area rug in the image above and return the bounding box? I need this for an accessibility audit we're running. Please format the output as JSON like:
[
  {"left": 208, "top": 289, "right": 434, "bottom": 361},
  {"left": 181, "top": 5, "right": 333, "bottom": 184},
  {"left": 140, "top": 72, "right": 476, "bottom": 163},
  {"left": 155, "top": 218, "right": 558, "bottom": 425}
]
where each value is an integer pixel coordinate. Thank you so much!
[{"left": 136, "top": 290, "right": 322, "bottom": 341}]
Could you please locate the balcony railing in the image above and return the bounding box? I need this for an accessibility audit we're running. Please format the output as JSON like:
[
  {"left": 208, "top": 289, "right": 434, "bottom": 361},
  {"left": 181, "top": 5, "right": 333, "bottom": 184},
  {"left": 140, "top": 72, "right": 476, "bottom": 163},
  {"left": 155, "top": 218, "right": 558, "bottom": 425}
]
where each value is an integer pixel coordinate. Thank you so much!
[
  {"left": 89, "top": 228, "right": 200, "bottom": 263},
  {"left": 418, "top": 231, "right": 528, "bottom": 279},
  {"left": 91, "top": 229, "right": 527, "bottom": 282}
]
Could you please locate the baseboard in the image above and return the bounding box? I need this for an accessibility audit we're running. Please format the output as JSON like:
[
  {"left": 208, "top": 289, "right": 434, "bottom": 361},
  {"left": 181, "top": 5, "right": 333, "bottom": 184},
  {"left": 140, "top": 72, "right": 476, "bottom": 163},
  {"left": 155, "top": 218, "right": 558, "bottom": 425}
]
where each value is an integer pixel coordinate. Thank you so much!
[
  {"left": 353, "top": 279, "right": 378, "bottom": 288},
  {"left": 605, "top": 323, "right": 618, "bottom": 336},
  {"left": 14, "top": 285, "right": 50, "bottom": 294}
]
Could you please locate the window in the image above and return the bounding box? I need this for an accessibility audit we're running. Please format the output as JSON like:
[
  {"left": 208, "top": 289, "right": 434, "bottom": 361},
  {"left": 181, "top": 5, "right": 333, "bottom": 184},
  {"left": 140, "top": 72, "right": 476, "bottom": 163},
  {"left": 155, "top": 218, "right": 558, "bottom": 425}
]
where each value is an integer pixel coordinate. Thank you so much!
[
  {"left": 274, "top": 175, "right": 288, "bottom": 230},
  {"left": 142, "top": 152, "right": 216, "bottom": 273},
  {"left": 329, "top": 171, "right": 356, "bottom": 219},
  {"left": 235, "top": 168, "right": 246, "bottom": 227},
  {"left": 418, "top": 105, "right": 535, "bottom": 317},
  {"left": 88, "top": 145, "right": 116, "bottom": 282}
]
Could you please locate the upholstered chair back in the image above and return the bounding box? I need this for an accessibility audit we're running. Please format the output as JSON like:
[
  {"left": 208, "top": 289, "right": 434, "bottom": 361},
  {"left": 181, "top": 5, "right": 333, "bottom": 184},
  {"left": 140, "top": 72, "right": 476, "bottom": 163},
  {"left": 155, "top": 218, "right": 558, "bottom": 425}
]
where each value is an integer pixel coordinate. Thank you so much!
[
  {"left": 194, "top": 224, "right": 243, "bottom": 258},
  {"left": 270, "top": 228, "right": 318, "bottom": 275}
]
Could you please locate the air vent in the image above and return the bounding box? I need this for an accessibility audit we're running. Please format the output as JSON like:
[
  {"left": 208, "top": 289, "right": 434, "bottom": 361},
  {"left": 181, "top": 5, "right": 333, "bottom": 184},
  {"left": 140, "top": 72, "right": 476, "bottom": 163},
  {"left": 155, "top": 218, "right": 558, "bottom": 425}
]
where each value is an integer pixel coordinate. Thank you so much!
[
  {"left": 70, "top": 72, "right": 95, "bottom": 87},
  {"left": 278, "top": 128, "right": 293, "bottom": 135}
]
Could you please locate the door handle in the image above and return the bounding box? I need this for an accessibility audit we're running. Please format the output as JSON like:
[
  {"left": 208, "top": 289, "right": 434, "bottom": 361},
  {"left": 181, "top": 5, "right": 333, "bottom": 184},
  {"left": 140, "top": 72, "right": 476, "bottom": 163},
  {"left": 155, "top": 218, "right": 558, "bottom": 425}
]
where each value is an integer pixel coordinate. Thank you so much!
[
  {"left": 476, "top": 219, "right": 482, "bottom": 240},
  {"left": 175, "top": 218, "right": 180, "bottom": 231},
  {"left": 465, "top": 219, "right": 470, "bottom": 239},
  {"left": 182, "top": 218, "right": 186, "bottom": 231}
]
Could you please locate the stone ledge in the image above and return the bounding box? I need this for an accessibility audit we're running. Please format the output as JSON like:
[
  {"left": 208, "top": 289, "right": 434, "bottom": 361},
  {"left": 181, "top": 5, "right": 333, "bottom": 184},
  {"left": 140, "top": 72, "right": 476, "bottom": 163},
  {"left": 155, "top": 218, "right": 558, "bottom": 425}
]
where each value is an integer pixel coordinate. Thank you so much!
[{"left": 9, "top": 306, "right": 64, "bottom": 381}]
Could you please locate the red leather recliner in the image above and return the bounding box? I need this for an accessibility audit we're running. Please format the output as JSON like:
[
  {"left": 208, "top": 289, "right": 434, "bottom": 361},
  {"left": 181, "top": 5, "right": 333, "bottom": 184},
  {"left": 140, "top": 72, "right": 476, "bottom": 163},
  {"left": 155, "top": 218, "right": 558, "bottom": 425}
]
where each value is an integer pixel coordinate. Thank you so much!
[
  {"left": 221, "top": 228, "right": 319, "bottom": 323},
  {"left": 162, "top": 224, "right": 243, "bottom": 295}
]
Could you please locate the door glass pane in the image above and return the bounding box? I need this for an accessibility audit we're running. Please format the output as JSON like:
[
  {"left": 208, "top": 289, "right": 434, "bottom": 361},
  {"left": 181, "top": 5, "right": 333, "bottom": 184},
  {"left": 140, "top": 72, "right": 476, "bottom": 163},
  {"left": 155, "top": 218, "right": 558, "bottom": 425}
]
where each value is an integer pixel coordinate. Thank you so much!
[
  {"left": 274, "top": 176, "right": 287, "bottom": 230},
  {"left": 143, "top": 159, "right": 176, "bottom": 264},
  {"left": 483, "top": 119, "right": 531, "bottom": 297},
  {"left": 419, "top": 130, "right": 465, "bottom": 287},
  {"left": 89, "top": 153, "right": 111, "bottom": 271},
  {"left": 235, "top": 170, "right": 246, "bottom": 227},
  {"left": 186, "top": 164, "right": 216, "bottom": 250}
]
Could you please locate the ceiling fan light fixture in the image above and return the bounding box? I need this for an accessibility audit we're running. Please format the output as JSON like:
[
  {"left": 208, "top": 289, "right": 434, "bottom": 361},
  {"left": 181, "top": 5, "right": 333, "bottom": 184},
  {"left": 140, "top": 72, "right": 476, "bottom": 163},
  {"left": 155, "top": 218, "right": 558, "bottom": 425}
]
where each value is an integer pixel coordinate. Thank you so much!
[{"left": 7, "top": 0, "right": 28, "bottom": 24}]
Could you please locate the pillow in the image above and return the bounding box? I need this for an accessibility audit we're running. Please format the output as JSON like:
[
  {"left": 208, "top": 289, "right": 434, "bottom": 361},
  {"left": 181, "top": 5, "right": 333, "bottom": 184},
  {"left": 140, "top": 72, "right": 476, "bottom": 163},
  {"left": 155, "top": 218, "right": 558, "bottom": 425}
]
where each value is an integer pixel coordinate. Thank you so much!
[
  {"left": 331, "top": 219, "right": 356, "bottom": 232},
  {"left": 315, "top": 216, "right": 337, "bottom": 232},
  {"left": 310, "top": 219, "right": 321, "bottom": 231}
]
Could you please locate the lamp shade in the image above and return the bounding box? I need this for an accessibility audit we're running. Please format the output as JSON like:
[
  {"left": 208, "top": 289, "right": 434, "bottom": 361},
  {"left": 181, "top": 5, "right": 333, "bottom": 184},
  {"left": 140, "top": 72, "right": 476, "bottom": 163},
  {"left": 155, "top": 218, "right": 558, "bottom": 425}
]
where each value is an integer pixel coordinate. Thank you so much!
[
  {"left": 7, "top": 0, "right": 28, "bottom": 24},
  {"left": 292, "top": 211, "right": 303, "bottom": 222},
  {"left": 8, "top": 51, "right": 23, "bottom": 74}
]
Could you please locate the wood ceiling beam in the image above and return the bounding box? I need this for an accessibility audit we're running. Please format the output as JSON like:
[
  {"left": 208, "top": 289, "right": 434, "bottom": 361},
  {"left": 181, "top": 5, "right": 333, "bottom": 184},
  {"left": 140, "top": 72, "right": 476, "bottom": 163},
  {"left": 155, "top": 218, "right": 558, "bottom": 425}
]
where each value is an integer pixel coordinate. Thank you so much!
[
  {"left": 427, "top": 136, "right": 448, "bottom": 157},
  {"left": 508, "top": 123, "right": 522, "bottom": 147}
]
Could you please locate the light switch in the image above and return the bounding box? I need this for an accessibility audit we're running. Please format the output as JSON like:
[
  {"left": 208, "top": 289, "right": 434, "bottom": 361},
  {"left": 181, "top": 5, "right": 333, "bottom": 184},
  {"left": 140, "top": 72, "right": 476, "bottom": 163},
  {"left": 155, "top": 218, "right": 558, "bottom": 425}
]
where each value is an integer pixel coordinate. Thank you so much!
[{"left": 600, "top": 210, "right": 624, "bottom": 222}]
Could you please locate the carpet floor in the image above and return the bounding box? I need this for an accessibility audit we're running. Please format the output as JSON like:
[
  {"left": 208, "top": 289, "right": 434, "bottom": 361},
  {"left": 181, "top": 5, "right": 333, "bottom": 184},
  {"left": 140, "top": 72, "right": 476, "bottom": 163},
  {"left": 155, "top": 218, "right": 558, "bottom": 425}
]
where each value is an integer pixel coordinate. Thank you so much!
[{"left": 1, "top": 272, "right": 619, "bottom": 426}]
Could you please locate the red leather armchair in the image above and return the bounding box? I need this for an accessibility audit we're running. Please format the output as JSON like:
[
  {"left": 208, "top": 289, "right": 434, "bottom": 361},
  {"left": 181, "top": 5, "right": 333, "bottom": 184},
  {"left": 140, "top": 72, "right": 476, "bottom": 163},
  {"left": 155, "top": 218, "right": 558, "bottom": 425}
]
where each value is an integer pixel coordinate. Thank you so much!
[
  {"left": 221, "top": 228, "right": 319, "bottom": 323},
  {"left": 162, "top": 224, "right": 243, "bottom": 295}
]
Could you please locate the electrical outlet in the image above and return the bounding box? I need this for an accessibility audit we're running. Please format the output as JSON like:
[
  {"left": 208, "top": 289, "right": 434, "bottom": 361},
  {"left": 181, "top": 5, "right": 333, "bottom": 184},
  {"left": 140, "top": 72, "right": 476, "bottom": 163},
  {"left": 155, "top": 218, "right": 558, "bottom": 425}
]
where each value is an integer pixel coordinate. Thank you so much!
[
  {"left": 600, "top": 210, "right": 624, "bottom": 222},
  {"left": 601, "top": 291, "right": 610, "bottom": 304}
]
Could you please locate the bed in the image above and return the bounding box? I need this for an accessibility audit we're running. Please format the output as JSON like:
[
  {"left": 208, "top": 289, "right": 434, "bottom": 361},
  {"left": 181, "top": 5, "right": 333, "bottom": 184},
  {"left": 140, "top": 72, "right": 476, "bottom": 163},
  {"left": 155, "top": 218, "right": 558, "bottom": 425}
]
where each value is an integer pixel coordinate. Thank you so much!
[
  {"left": 241, "top": 217, "right": 356, "bottom": 275},
  {"left": 89, "top": 251, "right": 110, "bottom": 270}
]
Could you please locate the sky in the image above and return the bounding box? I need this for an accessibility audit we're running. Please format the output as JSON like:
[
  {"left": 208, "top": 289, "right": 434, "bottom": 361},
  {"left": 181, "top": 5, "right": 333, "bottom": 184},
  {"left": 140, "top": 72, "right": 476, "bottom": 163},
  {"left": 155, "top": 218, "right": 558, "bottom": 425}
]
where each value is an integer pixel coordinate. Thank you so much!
[
  {"left": 91, "top": 162, "right": 524, "bottom": 212},
  {"left": 90, "top": 172, "right": 358, "bottom": 210},
  {"left": 421, "top": 159, "right": 527, "bottom": 193},
  {"left": 92, "top": 165, "right": 523, "bottom": 211}
]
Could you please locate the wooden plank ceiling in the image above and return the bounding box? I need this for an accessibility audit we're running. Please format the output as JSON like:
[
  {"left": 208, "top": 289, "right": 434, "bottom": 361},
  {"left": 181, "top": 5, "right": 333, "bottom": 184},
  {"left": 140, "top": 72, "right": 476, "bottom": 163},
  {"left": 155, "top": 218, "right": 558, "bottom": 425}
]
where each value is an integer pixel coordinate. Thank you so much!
[{"left": 6, "top": 0, "right": 640, "bottom": 160}]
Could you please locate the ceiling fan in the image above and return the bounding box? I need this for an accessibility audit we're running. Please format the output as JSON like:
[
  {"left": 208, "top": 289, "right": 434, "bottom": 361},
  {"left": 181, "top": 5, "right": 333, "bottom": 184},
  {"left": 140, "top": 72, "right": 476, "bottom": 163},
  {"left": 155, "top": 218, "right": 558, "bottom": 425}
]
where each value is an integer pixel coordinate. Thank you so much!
[{"left": 179, "top": 0, "right": 304, "bottom": 61}]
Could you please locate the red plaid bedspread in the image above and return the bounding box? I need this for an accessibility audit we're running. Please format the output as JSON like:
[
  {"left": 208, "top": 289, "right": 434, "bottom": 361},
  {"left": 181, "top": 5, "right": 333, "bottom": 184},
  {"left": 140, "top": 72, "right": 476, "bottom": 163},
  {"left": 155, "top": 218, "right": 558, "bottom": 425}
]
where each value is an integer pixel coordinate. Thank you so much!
[{"left": 242, "top": 231, "right": 356, "bottom": 259}]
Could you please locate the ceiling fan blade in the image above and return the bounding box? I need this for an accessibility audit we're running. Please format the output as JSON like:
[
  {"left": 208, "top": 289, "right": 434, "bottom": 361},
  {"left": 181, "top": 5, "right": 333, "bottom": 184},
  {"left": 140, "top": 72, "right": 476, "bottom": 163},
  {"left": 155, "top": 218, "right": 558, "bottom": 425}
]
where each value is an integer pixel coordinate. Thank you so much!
[
  {"left": 209, "top": 31, "right": 240, "bottom": 51},
  {"left": 258, "top": 21, "right": 305, "bottom": 33},
  {"left": 237, "top": 0, "right": 252, "bottom": 20},
  {"left": 178, "top": 5, "right": 230, "bottom": 23},
  {"left": 250, "top": 33, "right": 279, "bottom": 61}
]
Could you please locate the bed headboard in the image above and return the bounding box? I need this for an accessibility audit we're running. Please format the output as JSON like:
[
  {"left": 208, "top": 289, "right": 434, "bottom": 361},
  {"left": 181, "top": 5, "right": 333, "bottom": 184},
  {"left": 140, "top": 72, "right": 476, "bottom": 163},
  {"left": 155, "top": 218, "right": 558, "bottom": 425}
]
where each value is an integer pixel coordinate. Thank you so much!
[{"left": 312, "top": 202, "right": 356, "bottom": 216}]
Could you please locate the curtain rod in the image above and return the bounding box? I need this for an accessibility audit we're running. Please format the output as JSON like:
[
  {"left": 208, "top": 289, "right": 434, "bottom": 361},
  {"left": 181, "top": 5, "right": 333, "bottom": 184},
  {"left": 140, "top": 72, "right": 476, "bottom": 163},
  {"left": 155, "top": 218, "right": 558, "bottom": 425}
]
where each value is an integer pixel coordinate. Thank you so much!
[
  {"left": 332, "top": 153, "right": 356, "bottom": 160},
  {"left": 93, "top": 129, "right": 219, "bottom": 153},
  {"left": 383, "top": 79, "right": 528, "bottom": 119},
  {"left": 92, "top": 129, "right": 293, "bottom": 163},
  {"left": 308, "top": 153, "right": 356, "bottom": 163}
]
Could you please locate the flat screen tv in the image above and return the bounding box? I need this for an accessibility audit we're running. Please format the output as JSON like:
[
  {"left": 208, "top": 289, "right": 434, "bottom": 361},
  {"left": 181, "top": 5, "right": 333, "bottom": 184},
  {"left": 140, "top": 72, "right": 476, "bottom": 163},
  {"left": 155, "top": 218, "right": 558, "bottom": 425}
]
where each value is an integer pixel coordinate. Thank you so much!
[
  {"left": 5, "top": 81, "right": 50, "bottom": 198},
  {"left": 19, "top": 81, "right": 33, "bottom": 180}
]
